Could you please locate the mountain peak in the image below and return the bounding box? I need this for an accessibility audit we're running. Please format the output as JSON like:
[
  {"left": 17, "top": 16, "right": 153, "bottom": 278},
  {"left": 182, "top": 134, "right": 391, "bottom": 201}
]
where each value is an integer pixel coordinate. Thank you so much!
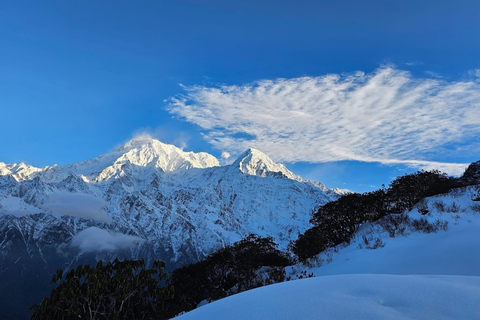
[
  {"left": 109, "top": 136, "right": 220, "bottom": 173},
  {"left": 235, "top": 148, "right": 269, "bottom": 161},
  {"left": 233, "top": 148, "right": 301, "bottom": 180},
  {"left": 36, "top": 137, "right": 220, "bottom": 183},
  {"left": 114, "top": 135, "right": 167, "bottom": 152},
  {"left": 0, "top": 162, "right": 42, "bottom": 181}
]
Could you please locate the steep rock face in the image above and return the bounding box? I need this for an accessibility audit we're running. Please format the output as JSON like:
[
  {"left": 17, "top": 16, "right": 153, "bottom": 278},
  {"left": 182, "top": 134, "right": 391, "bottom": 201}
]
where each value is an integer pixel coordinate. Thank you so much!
[{"left": 0, "top": 138, "right": 341, "bottom": 318}]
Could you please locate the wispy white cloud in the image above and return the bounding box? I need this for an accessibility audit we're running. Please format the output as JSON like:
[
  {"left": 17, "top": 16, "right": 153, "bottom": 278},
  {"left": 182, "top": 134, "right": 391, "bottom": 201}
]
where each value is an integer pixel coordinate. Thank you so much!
[
  {"left": 129, "top": 127, "right": 192, "bottom": 151},
  {"left": 379, "top": 159, "right": 469, "bottom": 176},
  {"left": 41, "top": 191, "right": 111, "bottom": 223},
  {"left": 423, "top": 71, "right": 444, "bottom": 79},
  {"left": 71, "top": 227, "right": 144, "bottom": 252},
  {"left": 167, "top": 67, "right": 480, "bottom": 175},
  {"left": 405, "top": 61, "right": 423, "bottom": 66},
  {"left": 221, "top": 152, "right": 231, "bottom": 160},
  {"left": 469, "top": 69, "right": 480, "bottom": 78}
]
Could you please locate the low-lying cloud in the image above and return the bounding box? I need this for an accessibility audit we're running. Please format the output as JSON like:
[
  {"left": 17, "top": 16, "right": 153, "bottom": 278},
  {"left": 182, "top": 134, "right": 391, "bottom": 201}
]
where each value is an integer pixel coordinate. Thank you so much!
[
  {"left": 168, "top": 67, "right": 480, "bottom": 175},
  {"left": 41, "top": 191, "right": 111, "bottom": 223},
  {"left": 71, "top": 227, "right": 144, "bottom": 252}
]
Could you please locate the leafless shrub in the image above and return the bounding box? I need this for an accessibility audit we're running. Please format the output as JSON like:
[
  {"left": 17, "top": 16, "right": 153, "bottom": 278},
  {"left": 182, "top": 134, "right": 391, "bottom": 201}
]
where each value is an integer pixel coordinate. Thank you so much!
[
  {"left": 447, "top": 202, "right": 460, "bottom": 213},
  {"left": 434, "top": 219, "right": 449, "bottom": 231},
  {"left": 411, "top": 217, "right": 448, "bottom": 233},
  {"left": 295, "top": 270, "right": 315, "bottom": 280},
  {"left": 471, "top": 185, "right": 480, "bottom": 201},
  {"left": 362, "top": 235, "right": 385, "bottom": 249},
  {"left": 470, "top": 204, "right": 480, "bottom": 212},
  {"left": 378, "top": 213, "right": 411, "bottom": 237},
  {"left": 416, "top": 199, "right": 429, "bottom": 215},
  {"left": 411, "top": 218, "right": 432, "bottom": 232},
  {"left": 433, "top": 200, "right": 446, "bottom": 212},
  {"left": 450, "top": 188, "right": 464, "bottom": 198}
]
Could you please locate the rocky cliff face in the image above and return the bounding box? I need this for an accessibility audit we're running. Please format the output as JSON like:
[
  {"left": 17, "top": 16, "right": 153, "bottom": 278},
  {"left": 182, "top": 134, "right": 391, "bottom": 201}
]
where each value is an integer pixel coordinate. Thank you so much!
[{"left": 0, "top": 137, "right": 341, "bottom": 319}]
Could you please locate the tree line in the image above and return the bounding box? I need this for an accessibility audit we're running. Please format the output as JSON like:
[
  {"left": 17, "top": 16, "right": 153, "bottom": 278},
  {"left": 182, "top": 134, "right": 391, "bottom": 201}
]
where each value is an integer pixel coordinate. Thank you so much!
[
  {"left": 30, "top": 235, "right": 290, "bottom": 319},
  {"left": 291, "top": 169, "right": 469, "bottom": 260}
]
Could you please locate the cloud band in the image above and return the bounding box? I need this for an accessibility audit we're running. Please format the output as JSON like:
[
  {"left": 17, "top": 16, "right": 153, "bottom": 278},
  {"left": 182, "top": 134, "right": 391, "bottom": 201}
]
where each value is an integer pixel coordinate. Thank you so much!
[{"left": 168, "top": 67, "right": 480, "bottom": 175}]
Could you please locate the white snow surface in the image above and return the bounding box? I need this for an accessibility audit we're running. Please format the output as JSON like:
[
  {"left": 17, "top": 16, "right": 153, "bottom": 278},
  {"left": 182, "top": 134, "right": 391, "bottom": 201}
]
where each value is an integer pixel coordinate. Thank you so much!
[
  {"left": 28, "top": 136, "right": 221, "bottom": 183},
  {"left": 0, "top": 162, "right": 43, "bottom": 181},
  {"left": 176, "top": 274, "right": 480, "bottom": 320},
  {"left": 234, "top": 148, "right": 304, "bottom": 181},
  {"left": 300, "top": 189, "right": 480, "bottom": 277},
  {"left": 176, "top": 187, "right": 480, "bottom": 320}
]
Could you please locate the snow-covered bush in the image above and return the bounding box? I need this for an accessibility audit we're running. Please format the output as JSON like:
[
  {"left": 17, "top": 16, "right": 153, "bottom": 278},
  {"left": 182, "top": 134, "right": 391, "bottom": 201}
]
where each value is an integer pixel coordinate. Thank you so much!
[
  {"left": 411, "top": 218, "right": 448, "bottom": 233},
  {"left": 293, "top": 170, "right": 461, "bottom": 261},
  {"left": 447, "top": 202, "right": 461, "bottom": 213},
  {"left": 378, "top": 213, "right": 411, "bottom": 237},
  {"left": 470, "top": 204, "right": 480, "bottom": 212},
  {"left": 361, "top": 235, "right": 385, "bottom": 249},
  {"left": 433, "top": 200, "right": 446, "bottom": 212}
]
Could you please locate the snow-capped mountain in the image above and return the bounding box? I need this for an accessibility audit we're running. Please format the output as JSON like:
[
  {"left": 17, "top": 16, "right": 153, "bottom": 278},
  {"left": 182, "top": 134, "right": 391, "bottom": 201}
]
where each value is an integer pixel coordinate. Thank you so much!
[
  {"left": 0, "top": 137, "right": 341, "bottom": 319},
  {"left": 0, "top": 136, "right": 340, "bottom": 258},
  {"left": 8, "top": 136, "right": 220, "bottom": 184}
]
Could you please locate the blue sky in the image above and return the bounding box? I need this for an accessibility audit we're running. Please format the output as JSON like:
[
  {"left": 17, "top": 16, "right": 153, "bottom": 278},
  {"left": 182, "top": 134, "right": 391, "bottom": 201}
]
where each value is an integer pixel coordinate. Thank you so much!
[{"left": 1, "top": 0, "right": 480, "bottom": 192}]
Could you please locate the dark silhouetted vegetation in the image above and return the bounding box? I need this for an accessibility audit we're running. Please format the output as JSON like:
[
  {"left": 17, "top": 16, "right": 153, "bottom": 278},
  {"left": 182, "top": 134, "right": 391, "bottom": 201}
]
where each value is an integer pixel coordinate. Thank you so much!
[
  {"left": 31, "top": 236, "right": 291, "bottom": 319},
  {"left": 166, "top": 234, "right": 291, "bottom": 316},
  {"left": 30, "top": 259, "right": 172, "bottom": 320},
  {"left": 292, "top": 170, "right": 461, "bottom": 261}
]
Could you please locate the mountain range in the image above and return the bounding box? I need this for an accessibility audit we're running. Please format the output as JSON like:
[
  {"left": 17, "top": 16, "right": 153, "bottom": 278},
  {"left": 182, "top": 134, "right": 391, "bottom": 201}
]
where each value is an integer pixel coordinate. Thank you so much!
[{"left": 0, "top": 136, "right": 343, "bottom": 319}]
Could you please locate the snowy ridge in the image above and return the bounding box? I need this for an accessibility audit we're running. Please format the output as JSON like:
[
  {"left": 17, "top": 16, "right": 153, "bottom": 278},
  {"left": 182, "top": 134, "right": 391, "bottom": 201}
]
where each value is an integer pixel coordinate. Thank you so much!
[
  {"left": 233, "top": 148, "right": 302, "bottom": 180},
  {"left": 112, "top": 136, "right": 220, "bottom": 171},
  {"left": 23, "top": 136, "right": 220, "bottom": 184},
  {"left": 0, "top": 137, "right": 341, "bottom": 265},
  {"left": 232, "top": 148, "right": 346, "bottom": 196},
  {"left": 0, "top": 162, "right": 43, "bottom": 181}
]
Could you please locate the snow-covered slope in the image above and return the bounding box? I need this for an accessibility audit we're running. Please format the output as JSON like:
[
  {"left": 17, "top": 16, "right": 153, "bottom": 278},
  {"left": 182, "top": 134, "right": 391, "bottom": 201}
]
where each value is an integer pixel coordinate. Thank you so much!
[
  {"left": 293, "top": 186, "right": 480, "bottom": 277},
  {"left": 176, "top": 186, "right": 480, "bottom": 320},
  {"left": 232, "top": 148, "right": 346, "bottom": 196},
  {"left": 175, "top": 274, "right": 480, "bottom": 320}
]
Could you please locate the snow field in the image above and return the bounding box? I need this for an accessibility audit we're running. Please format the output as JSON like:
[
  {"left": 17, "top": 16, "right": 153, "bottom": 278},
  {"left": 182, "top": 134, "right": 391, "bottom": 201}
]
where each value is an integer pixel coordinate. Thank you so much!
[{"left": 177, "top": 187, "right": 480, "bottom": 319}]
